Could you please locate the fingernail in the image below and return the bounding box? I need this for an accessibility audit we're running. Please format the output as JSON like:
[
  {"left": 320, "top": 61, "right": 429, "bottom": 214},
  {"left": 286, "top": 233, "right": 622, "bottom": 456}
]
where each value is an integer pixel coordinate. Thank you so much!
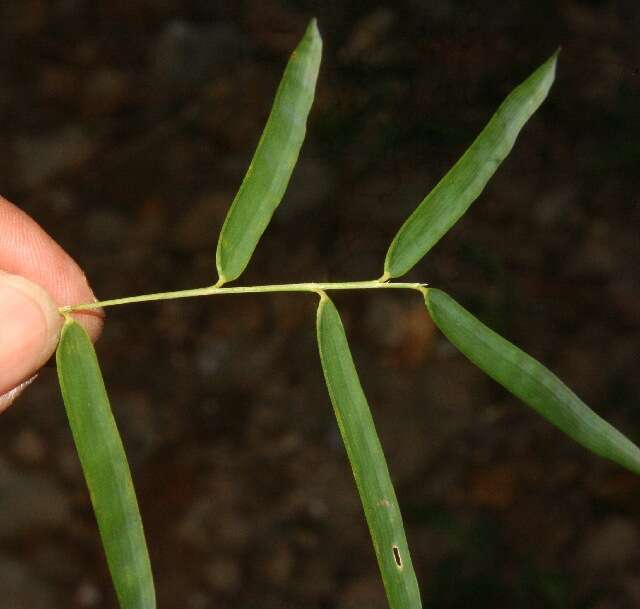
[
  {"left": 0, "top": 374, "right": 38, "bottom": 413},
  {"left": 0, "top": 273, "right": 62, "bottom": 396}
]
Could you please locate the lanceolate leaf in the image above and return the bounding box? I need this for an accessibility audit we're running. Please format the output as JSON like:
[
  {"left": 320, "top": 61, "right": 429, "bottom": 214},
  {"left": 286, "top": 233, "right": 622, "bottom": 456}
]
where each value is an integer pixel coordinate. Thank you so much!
[
  {"left": 384, "top": 52, "right": 558, "bottom": 279},
  {"left": 424, "top": 289, "right": 640, "bottom": 475},
  {"left": 56, "top": 319, "right": 156, "bottom": 609},
  {"left": 216, "top": 19, "right": 322, "bottom": 285},
  {"left": 316, "top": 295, "right": 422, "bottom": 609}
]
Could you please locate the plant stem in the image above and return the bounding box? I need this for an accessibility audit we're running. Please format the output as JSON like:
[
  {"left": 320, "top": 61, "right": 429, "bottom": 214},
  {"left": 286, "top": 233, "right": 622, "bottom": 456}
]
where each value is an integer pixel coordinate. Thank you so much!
[{"left": 59, "top": 281, "right": 428, "bottom": 313}]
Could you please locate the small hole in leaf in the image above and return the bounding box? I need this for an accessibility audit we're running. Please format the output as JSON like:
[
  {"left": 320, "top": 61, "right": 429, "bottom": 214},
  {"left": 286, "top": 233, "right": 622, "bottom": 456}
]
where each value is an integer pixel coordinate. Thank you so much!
[{"left": 392, "top": 545, "right": 402, "bottom": 568}]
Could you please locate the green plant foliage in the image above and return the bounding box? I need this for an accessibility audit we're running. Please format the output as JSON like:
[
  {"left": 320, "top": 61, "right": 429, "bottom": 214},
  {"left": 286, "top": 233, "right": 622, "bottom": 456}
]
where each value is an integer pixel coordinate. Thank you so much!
[
  {"left": 48, "top": 20, "right": 639, "bottom": 609},
  {"left": 215, "top": 18, "right": 322, "bottom": 285},
  {"left": 56, "top": 318, "right": 156, "bottom": 609},
  {"left": 383, "top": 51, "right": 558, "bottom": 279},
  {"left": 424, "top": 288, "right": 640, "bottom": 475},
  {"left": 316, "top": 294, "right": 422, "bottom": 609}
]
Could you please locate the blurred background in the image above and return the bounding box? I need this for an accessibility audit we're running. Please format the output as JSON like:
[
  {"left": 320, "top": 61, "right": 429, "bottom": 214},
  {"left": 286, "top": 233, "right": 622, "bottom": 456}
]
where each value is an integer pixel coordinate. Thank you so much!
[{"left": 1, "top": 1, "right": 639, "bottom": 608}]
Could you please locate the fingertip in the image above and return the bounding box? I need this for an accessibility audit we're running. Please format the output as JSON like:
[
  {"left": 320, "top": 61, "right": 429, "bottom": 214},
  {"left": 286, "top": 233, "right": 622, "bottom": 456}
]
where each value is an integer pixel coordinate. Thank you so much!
[
  {"left": 0, "top": 272, "right": 63, "bottom": 397},
  {"left": 0, "top": 195, "right": 103, "bottom": 342},
  {"left": 50, "top": 262, "right": 104, "bottom": 340},
  {"left": 71, "top": 307, "right": 104, "bottom": 342}
]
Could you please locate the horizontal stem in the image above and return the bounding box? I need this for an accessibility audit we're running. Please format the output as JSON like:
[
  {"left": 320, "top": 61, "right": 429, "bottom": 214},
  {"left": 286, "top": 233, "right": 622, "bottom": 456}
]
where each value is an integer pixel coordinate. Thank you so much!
[{"left": 60, "top": 281, "right": 428, "bottom": 313}]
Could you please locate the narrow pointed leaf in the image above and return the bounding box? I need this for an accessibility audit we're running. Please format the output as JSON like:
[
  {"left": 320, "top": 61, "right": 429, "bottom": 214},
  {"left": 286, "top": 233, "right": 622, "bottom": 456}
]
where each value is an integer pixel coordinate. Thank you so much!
[
  {"left": 424, "top": 288, "right": 640, "bottom": 475},
  {"left": 56, "top": 319, "right": 156, "bottom": 609},
  {"left": 216, "top": 19, "right": 322, "bottom": 284},
  {"left": 316, "top": 295, "right": 422, "bottom": 609},
  {"left": 384, "top": 52, "right": 558, "bottom": 278}
]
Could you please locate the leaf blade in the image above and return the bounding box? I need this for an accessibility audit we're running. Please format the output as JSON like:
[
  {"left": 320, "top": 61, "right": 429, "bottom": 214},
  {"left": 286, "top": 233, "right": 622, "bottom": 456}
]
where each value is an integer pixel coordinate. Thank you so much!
[
  {"left": 384, "top": 52, "right": 558, "bottom": 278},
  {"left": 56, "top": 319, "right": 156, "bottom": 609},
  {"left": 216, "top": 19, "right": 322, "bottom": 284},
  {"left": 425, "top": 288, "right": 640, "bottom": 475},
  {"left": 316, "top": 295, "right": 422, "bottom": 609}
]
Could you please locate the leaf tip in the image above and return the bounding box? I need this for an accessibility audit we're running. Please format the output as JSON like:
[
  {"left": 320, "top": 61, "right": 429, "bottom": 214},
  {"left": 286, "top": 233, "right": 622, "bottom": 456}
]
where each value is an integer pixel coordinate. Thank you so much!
[
  {"left": 541, "top": 48, "right": 560, "bottom": 80},
  {"left": 306, "top": 17, "right": 320, "bottom": 37},
  {"left": 547, "top": 47, "right": 561, "bottom": 79},
  {"left": 302, "top": 17, "right": 322, "bottom": 51}
]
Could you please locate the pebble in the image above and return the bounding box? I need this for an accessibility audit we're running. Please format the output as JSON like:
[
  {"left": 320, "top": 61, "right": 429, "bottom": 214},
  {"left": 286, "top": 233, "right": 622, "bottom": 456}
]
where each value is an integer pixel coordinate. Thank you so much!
[
  {"left": 340, "top": 8, "right": 396, "bottom": 64},
  {"left": 578, "top": 516, "right": 640, "bottom": 570},
  {"left": 74, "top": 580, "right": 102, "bottom": 607},
  {"left": 82, "top": 67, "right": 130, "bottom": 116},
  {"left": 0, "top": 554, "right": 54, "bottom": 609},
  {"left": 261, "top": 540, "right": 293, "bottom": 586},
  {"left": 204, "top": 557, "right": 241, "bottom": 592},
  {"left": 151, "top": 21, "right": 246, "bottom": 98},
  {"left": 11, "top": 428, "right": 47, "bottom": 464},
  {"left": 85, "top": 207, "right": 129, "bottom": 248},
  {"left": 14, "top": 125, "right": 96, "bottom": 188},
  {"left": 564, "top": 221, "right": 619, "bottom": 277}
]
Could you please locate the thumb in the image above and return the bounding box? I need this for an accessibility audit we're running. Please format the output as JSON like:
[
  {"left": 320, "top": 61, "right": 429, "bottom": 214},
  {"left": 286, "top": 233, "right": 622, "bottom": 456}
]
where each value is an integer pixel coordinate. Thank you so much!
[{"left": 0, "top": 272, "right": 62, "bottom": 409}]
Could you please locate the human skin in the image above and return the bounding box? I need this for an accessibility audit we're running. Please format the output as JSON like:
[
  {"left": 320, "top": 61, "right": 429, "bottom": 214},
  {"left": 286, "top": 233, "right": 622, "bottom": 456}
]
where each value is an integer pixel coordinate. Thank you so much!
[{"left": 0, "top": 195, "right": 102, "bottom": 411}]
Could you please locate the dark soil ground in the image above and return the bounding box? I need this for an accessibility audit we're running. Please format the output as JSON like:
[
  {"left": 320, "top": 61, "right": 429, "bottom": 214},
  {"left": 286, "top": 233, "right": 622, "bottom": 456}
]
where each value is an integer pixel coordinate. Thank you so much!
[{"left": 1, "top": 1, "right": 639, "bottom": 608}]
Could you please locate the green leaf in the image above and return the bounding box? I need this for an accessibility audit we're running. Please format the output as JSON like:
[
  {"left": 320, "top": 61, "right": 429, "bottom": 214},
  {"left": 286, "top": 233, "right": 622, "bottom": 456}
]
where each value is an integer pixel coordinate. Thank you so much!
[
  {"left": 216, "top": 19, "right": 322, "bottom": 284},
  {"left": 316, "top": 295, "right": 422, "bottom": 609},
  {"left": 424, "top": 288, "right": 640, "bottom": 475},
  {"left": 56, "top": 319, "right": 156, "bottom": 609},
  {"left": 383, "top": 52, "right": 558, "bottom": 279}
]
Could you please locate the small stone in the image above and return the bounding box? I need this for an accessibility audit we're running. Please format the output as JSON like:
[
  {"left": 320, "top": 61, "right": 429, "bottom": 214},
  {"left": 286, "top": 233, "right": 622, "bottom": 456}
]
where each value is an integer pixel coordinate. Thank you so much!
[
  {"left": 195, "top": 340, "right": 228, "bottom": 378},
  {"left": 11, "top": 428, "right": 47, "bottom": 464},
  {"left": 82, "top": 68, "right": 129, "bottom": 116},
  {"left": 564, "top": 221, "right": 619, "bottom": 277},
  {"left": 366, "top": 298, "right": 436, "bottom": 368},
  {"left": 469, "top": 464, "right": 517, "bottom": 509},
  {"left": 74, "top": 580, "right": 102, "bottom": 607},
  {"left": 14, "top": 125, "right": 96, "bottom": 188},
  {"left": 533, "top": 184, "right": 578, "bottom": 226},
  {"left": 3, "top": 0, "right": 47, "bottom": 35},
  {"left": 578, "top": 516, "right": 640, "bottom": 570},
  {"left": 204, "top": 558, "right": 241, "bottom": 592},
  {"left": 0, "top": 554, "right": 54, "bottom": 609},
  {"left": 256, "top": 540, "right": 294, "bottom": 587},
  {"left": 340, "top": 9, "right": 396, "bottom": 64},
  {"left": 151, "top": 21, "right": 246, "bottom": 98},
  {"left": 40, "top": 65, "right": 80, "bottom": 102},
  {"left": 176, "top": 497, "right": 214, "bottom": 549},
  {"left": 84, "top": 207, "right": 129, "bottom": 247},
  {"left": 187, "top": 590, "right": 210, "bottom": 609}
]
